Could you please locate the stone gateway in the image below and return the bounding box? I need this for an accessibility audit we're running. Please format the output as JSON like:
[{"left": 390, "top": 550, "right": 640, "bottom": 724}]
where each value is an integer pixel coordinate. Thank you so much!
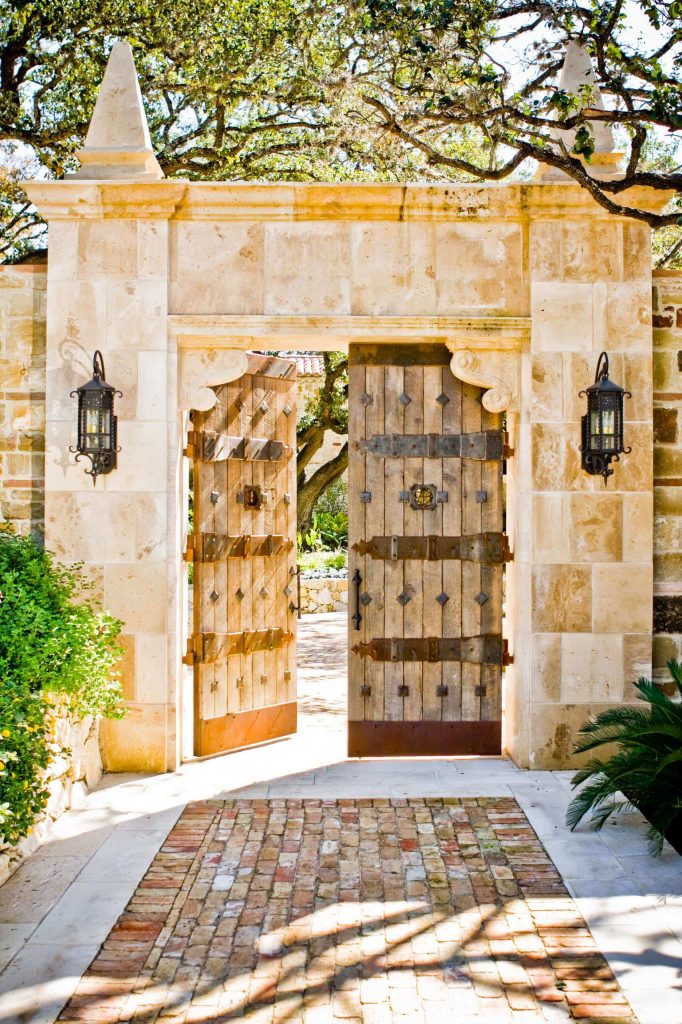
[{"left": 16, "top": 42, "right": 669, "bottom": 772}]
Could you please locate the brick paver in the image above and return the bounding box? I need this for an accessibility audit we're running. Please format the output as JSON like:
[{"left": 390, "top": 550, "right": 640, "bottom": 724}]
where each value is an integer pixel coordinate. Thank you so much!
[{"left": 57, "top": 798, "right": 637, "bottom": 1023}]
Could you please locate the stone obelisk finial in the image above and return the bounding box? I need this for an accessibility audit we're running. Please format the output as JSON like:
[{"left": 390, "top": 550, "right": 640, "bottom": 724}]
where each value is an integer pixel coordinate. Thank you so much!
[
  {"left": 69, "top": 41, "right": 164, "bottom": 180},
  {"left": 536, "top": 40, "right": 623, "bottom": 181}
]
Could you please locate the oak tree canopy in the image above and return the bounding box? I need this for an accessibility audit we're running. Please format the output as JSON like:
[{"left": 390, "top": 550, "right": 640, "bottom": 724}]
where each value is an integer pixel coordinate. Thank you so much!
[{"left": 1, "top": 0, "right": 680, "bottom": 262}]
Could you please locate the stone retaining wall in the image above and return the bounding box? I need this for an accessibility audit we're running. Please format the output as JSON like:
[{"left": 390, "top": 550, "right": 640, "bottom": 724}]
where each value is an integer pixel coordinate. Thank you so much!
[
  {"left": 300, "top": 576, "right": 348, "bottom": 614},
  {"left": 0, "top": 704, "right": 102, "bottom": 886},
  {"left": 652, "top": 269, "right": 682, "bottom": 682}
]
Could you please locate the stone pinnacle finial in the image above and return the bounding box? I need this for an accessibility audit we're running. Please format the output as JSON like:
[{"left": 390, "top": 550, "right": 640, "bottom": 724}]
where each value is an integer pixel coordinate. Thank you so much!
[
  {"left": 69, "top": 41, "right": 164, "bottom": 180},
  {"left": 536, "top": 39, "right": 623, "bottom": 182}
]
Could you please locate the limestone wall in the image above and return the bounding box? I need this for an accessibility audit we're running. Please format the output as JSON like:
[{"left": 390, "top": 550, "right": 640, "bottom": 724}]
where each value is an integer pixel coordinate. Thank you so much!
[
  {"left": 0, "top": 264, "right": 46, "bottom": 538},
  {"left": 300, "top": 576, "right": 348, "bottom": 614},
  {"left": 0, "top": 706, "right": 102, "bottom": 886},
  {"left": 652, "top": 269, "right": 682, "bottom": 681}
]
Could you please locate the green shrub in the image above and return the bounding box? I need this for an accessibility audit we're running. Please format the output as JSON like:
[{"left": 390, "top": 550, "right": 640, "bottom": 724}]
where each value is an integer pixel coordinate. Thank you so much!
[
  {"left": 314, "top": 509, "right": 348, "bottom": 549},
  {"left": 0, "top": 528, "right": 125, "bottom": 845},
  {"left": 298, "top": 549, "right": 347, "bottom": 573},
  {"left": 566, "top": 660, "right": 682, "bottom": 856}
]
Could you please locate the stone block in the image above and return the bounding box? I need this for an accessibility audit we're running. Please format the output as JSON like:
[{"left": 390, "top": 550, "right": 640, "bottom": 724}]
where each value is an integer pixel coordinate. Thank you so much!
[
  {"left": 78, "top": 219, "right": 138, "bottom": 278},
  {"left": 617, "top": 422, "right": 653, "bottom": 491},
  {"left": 654, "top": 552, "right": 682, "bottom": 582},
  {"left": 594, "top": 281, "right": 652, "bottom": 351},
  {"left": 654, "top": 444, "right": 682, "bottom": 478},
  {"left": 529, "top": 702, "right": 631, "bottom": 770},
  {"left": 531, "top": 282, "right": 593, "bottom": 352},
  {"left": 135, "top": 632, "right": 169, "bottom": 703},
  {"left": 654, "top": 485, "right": 682, "bottom": 517},
  {"left": 531, "top": 565, "right": 592, "bottom": 632},
  {"left": 264, "top": 223, "right": 350, "bottom": 315},
  {"left": 622, "top": 352, "right": 652, "bottom": 424},
  {"left": 654, "top": 407, "right": 678, "bottom": 444},
  {"left": 104, "top": 562, "right": 169, "bottom": 634},
  {"left": 528, "top": 220, "right": 561, "bottom": 281},
  {"left": 136, "top": 350, "right": 167, "bottom": 420},
  {"left": 593, "top": 563, "right": 653, "bottom": 633},
  {"left": 532, "top": 494, "right": 567, "bottom": 563},
  {"left": 653, "top": 350, "right": 680, "bottom": 391},
  {"left": 138, "top": 220, "right": 168, "bottom": 280},
  {"left": 622, "top": 633, "right": 652, "bottom": 698},
  {"left": 350, "top": 223, "right": 436, "bottom": 315},
  {"left": 561, "top": 221, "right": 622, "bottom": 282},
  {"left": 170, "top": 222, "right": 264, "bottom": 314},
  {"left": 567, "top": 493, "right": 622, "bottom": 562},
  {"left": 104, "top": 421, "right": 168, "bottom": 492},
  {"left": 530, "top": 353, "right": 563, "bottom": 422},
  {"left": 45, "top": 282, "right": 107, "bottom": 371},
  {"left": 559, "top": 633, "right": 624, "bottom": 702},
  {"left": 653, "top": 633, "right": 678, "bottom": 668},
  {"left": 135, "top": 492, "right": 167, "bottom": 561},
  {"left": 532, "top": 423, "right": 584, "bottom": 491},
  {"left": 435, "top": 223, "right": 524, "bottom": 315},
  {"left": 530, "top": 633, "right": 561, "bottom": 701},
  {"left": 653, "top": 595, "right": 682, "bottom": 635},
  {"left": 83, "top": 734, "right": 103, "bottom": 789},
  {"left": 117, "top": 632, "right": 136, "bottom": 701},
  {"left": 105, "top": 280, "right": 166, "bottom": 351},
  {"left": 623, "top": 223, "right": 653, "bottom": 281},
  {"left": 623, "top": 492, "right": 653, "bottom": 562},
  {"left": 100, "top": 703, "right": 169, "bottom": 772}
]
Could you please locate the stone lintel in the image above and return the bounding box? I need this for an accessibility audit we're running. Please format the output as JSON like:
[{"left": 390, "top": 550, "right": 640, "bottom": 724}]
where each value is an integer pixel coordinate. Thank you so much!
[{"left": 169, "top": 315, "right": 532, "bottom": 353}]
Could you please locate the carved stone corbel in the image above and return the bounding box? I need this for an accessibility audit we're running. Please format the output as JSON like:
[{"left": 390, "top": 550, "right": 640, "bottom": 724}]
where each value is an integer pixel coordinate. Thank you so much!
[
  {"left": 447, "top": 347, "right": 519, "bottom": 413},
  {"left": 179, "top": 349, "right": 248, "bottom": 411}
]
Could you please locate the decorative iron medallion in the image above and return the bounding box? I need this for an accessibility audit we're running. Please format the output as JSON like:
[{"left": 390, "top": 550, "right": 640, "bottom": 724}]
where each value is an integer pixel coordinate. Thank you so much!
[{"left": 409, "top": 484, "right": 437, "bottom": 511}]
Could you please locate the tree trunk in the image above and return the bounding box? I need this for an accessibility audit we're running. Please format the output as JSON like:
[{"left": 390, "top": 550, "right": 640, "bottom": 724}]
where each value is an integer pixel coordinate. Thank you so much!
[{"left": 297, "top": 442, "right": 348, "bottom": 537}]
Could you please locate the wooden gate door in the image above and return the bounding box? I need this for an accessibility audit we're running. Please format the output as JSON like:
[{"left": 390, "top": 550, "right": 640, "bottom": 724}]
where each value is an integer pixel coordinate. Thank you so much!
[
  {"left": 348, "top": 343, "right": 509, "bottom": 757},
  {"left": 185, "top": 353, "right": 298, "bottom": 757}
]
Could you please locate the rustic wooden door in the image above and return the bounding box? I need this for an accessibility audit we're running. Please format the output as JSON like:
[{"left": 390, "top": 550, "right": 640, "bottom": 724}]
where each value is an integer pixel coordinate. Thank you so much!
[
  {"left": 185, "top": 353, "right": 298, "bottom": 756},
  {"left": 348, "top": 343, "right": 509, "bottom": 756}
]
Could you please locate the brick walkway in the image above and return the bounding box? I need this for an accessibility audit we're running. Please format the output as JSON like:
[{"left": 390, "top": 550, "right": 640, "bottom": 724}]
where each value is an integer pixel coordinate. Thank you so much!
[{"left": 57, "top": 798, "right": 636, "bottom": 1024}]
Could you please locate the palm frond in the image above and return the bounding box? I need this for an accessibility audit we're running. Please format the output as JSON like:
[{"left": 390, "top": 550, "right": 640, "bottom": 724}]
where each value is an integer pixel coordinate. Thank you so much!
[{"left": 567, "top": 660, "right": 682, "bottom": 856}]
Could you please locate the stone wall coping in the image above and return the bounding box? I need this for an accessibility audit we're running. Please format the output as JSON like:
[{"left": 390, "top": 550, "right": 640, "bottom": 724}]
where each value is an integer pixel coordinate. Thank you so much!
[
  {"left": 0, "top": 264, "right": 47, "bottom": 276},
  {"left": 20, "top": 179, "right": 671, "bottom": 223},
  {"left": 653, "top": 268, "right": 682, "bottom": 278}
]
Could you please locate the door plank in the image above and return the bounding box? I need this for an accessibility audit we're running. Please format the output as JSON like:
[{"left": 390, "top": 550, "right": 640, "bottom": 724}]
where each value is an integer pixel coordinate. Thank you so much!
[
  {"left": 347, "top": 362, "right": 367, "bottom": 723},
  {"left": 422, "top": 365, "right": 445, "bottom": 722},
  {"left": 225, "top": 380, "right": 244, "bottom": 715},
  {"left": 461, "top": 383, "right": 483, "bottom": 722},
  {"left": 383, "top": 364, "right": 405, "bottom": 723},
  {"left": 441, "top": 368, "right": 463, "bottom": 723},
  {"left": 364, "top": 364, "right": 386, "bottom": 725},
  {"left": 402, "top": 364, "right": 424, "bottom": 723}
]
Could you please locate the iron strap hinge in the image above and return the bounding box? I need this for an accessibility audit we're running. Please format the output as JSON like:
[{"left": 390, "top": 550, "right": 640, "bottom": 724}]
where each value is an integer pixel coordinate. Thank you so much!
[
  {"left": 185, "top": 430, "right": 293, "bottom": 463},
  {"left": 361, "top": 430, "right": 511, "bottom": 461},
  {"left": 183, "top": 627, "right": 295, "bottom": 666},
  {"left": 351, "top": 635, "right": 512, "bottom": 666},
  {"left": 352, "top": 533, "right": 512, "bottom": 564},
  {"left": 186, "top": 533, "right": 294, "bottom": 563}
]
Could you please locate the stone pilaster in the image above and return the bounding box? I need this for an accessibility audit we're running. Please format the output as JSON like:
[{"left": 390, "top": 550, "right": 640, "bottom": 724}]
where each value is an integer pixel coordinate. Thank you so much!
[{"left": 519, "top": 214, "right": 655, "bottom": 768}]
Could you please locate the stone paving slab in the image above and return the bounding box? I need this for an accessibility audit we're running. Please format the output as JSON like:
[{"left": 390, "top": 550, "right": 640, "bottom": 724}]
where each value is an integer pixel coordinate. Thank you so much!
[{"left": 56, "top": 798, "right": 637, "bottom": 1024}]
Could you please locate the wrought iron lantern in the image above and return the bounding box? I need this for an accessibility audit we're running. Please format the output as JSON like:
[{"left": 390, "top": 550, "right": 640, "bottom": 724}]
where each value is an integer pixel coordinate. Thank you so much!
[
  {"left": 579, "top": 351, "right": 630, "bottom": 485},
  {"left": 70, "top": 351, "right": 121, "bottom": 483}
]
